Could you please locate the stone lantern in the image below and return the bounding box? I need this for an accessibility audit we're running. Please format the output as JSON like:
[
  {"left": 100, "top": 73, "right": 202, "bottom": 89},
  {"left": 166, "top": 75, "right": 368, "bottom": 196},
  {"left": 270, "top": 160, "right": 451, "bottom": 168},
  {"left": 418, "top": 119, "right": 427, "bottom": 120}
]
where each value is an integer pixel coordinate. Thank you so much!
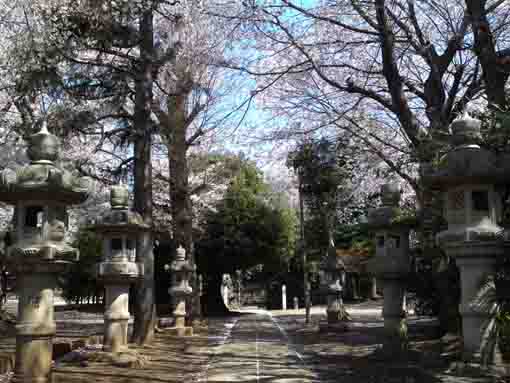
[
  {"left": 367, "top": 183, "right": 413, "bottom": 353},
  {"left": 87, "top": 184, "right": 146, "bottom": 354},
  {"left": 423, "top": 112, "right": 506, "bottom": 360},
  {"left": 165, "top": 245, "right": 194, "bottom": 336},
  {"left": 0, "top": 123, "right": 94, "bottom": 383},
  {"left": 318, "top": 242, "right": 348, "bottom": 332}
]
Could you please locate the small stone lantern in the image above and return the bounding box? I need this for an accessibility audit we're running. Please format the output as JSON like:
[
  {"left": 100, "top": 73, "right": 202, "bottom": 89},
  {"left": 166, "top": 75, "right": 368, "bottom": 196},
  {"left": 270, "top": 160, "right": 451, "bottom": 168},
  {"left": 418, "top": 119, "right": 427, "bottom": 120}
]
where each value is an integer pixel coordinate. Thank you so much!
[
  {"left": 87, "top": 185, "right": 146, "bottom": 353},
  {"left": 423, "top": 112, "right": 505, "bottom": 360},
  {"left": 0, "top": 123, "right": 94, "bottom": 383},
  {"left": 318, "top": 243, "right": 348, "bottom": 332},
  {"left": 165, "top": 245, "right": 194, "bottom": 336},
  {"left": 324, "top": 253, "right": 346, "bottom": 322},
  {"left": 367, "top": 183, "right": 413, "bottom": 354}
]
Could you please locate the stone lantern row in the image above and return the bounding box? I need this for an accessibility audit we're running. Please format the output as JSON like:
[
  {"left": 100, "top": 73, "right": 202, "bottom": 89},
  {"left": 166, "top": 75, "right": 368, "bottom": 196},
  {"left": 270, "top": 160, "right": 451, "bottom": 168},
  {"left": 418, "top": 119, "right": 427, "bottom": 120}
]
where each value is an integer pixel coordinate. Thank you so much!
[
  {"left": 366, "top": 112, "right": 510, "bottom": 361},
  {"left": 0, "top": 123, "right": 196, "bottom": 383}
]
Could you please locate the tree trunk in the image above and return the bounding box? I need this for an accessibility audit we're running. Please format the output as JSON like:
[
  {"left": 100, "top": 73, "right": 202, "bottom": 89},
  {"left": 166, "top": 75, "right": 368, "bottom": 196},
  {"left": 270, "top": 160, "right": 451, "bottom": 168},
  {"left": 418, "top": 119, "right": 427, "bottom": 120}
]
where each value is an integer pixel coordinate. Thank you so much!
[
  {"left": 351, "top": 274, "right": 359, "bottom": 300},
  {"left": 166, "top": 76, "right": 200, "bottom": 323},
  {"left": 465, "top": 0, "right": 509, "bottom": 109},
  {"left": 418, "top": 176, "right": 461, "bottom": 335},
  {"left": 132, "top": 8, "right": 156, "bottom": 346},
  {"left": 167, "top": 93, "right": 194, "bottom": 258}
]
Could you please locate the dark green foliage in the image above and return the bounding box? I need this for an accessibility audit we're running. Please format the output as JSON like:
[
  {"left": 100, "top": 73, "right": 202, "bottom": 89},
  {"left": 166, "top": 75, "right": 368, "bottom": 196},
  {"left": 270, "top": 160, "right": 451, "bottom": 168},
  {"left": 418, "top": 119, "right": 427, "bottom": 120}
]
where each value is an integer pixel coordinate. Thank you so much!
[
  {"left": 334, "top": 222, "right": 374, "bottom": 254},
  {"left": 59, "top": 230, "right": 103, "bottom": 304},
  {"left": 196, "top": 161, "right": 297, "bottom": 275},
  {"left": 287, "top": 137, "right": 356, "bottom": 259},
  {"left": 195, "top": 161, "right": 297, "bottom": 314},
  {"left": 473, "top": 252, "right": 510, "bottom": 364},
  {"left": 287, "top": 138, "right": 354, "bottom": 211},
  {"left": 479, "top": 107, "right": 510, "bottom": 154}
]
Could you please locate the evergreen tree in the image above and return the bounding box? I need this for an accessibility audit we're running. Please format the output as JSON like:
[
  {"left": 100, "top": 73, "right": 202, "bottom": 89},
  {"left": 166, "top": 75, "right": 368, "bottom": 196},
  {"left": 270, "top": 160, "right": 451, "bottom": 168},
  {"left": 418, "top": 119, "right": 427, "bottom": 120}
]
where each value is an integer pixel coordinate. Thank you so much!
[{"left": 196, "top": 161, "right": 297, "bottom": 314}]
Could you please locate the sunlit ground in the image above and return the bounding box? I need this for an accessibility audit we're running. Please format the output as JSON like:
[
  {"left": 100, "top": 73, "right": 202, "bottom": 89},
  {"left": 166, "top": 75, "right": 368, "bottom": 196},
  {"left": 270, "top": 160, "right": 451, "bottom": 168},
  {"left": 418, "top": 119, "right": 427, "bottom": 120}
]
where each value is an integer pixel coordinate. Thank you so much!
[{"left": 44, "top": 303, "right": 500, "bottom": 383}]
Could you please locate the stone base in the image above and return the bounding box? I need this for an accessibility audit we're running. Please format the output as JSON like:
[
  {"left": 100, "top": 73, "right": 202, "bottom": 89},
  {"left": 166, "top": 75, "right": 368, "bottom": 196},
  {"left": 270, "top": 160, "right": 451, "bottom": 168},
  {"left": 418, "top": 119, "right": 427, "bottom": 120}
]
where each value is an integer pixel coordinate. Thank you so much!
[
  {"left": 318, "top": 320, "right": 349, "bottom": 333},
  {"left": 164, "top": 326, "right": 193, "bottom": 337}
]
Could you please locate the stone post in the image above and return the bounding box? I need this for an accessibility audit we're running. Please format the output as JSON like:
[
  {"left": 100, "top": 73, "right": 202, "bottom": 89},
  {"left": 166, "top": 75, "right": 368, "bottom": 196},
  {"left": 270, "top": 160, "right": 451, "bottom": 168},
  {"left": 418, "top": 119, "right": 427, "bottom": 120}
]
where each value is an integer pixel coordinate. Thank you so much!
[
  {"left": 293, "top": 296, "right": 299, "bottom": 310},
  {"left": 221, "top": 274, "right": 231, "bottom": 308},
  {"left": 236, "top": 269, "right": 242, "bottom": 308},
  {"left": 367, "top": 183, "right": 413, "bottom": 354},
  {"left": 166, "top": 245, "right": 193, "bottom": 336},
  {"left": 305, "top": 281, "right": 311, "bottom": 318},
  {"left": 88, "top": 185, "right": 145, "bottom": 354},
  {"left": 282, "top": 284, "right": 287, "bottom": 310},
  {"left": 0, "top": 123, "right": 94, "bottom": 383},
  {"left": 423, "top": 112, "right": 505, "bottom": 361}
]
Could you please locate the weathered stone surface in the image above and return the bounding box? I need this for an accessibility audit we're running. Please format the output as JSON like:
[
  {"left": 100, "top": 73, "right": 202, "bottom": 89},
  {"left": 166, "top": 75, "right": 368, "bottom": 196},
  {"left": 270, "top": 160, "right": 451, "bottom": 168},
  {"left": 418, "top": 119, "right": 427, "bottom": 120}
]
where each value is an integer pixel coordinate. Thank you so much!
[
  {"left": 427, "top": 113, "right": 504, "bottom": 361},
  {"left": 88, "top": 186, "right": 143, "bottom": 355},
  {"left": 0, "top": 123, "right": 95, "bottom": 383},
  {"left": 367, "top": 183, "right": 411, "bottom": 354},
  {"left": 165, "top": 246, "right": 194, "bottom": 336}
]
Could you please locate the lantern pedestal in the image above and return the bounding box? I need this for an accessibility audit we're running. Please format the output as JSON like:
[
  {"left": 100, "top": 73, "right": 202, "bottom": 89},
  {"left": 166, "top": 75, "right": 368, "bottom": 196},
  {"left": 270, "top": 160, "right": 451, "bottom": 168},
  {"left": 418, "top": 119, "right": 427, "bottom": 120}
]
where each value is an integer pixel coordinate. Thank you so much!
[
  {"left": 166, "top": 290, "right": 194, "bottom": 336},
  {"left": 326, "top": 288, "right": 343, "bottom": 323},
  {"left": 103, "top": 283, "right": 130, "bottom": 353},
  {"left": 318, "top": 270, "right": 348, "bottom": 333},
  {"left": 166, "top": 288, "right": 193, "bottom": 336},
  {"left": 382, "top": 278, "right": 408, "bottom": 353},
  {"left": 98, "top": 262, "right": 143, "bottom": 353},
  {"left": 13, "top": 268, "right": 64, "bottom": 383},
  {"left": 442, "top": 242, "right": 500, "bottom": 360},
  {"left": 319, "top": 291, "right": 349, "bottom": 333}
]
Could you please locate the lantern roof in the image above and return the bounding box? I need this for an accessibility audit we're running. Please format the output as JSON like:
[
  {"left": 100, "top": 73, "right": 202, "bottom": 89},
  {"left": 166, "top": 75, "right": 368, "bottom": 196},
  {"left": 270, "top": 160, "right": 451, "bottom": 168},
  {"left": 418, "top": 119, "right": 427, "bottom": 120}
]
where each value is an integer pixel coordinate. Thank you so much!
[
  {"left": 422, "top": 112, "right": 510, "bottom": 188},
  {"left": 367, "top": 183, "right": 416, "bottom": 230},
  {"left": 87, "top": 185, "right": 150, "bottom": 233},
  {"left": 0, "top": 122, "right": 95, "bottom": 204}
]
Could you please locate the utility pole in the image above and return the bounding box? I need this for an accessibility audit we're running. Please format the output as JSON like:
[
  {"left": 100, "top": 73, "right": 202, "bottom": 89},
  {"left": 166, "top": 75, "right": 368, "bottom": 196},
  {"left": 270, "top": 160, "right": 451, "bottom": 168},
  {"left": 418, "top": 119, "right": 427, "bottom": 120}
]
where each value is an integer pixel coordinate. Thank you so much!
[{"left": 299, "top": 172, "right": 311, "bottom": 324}]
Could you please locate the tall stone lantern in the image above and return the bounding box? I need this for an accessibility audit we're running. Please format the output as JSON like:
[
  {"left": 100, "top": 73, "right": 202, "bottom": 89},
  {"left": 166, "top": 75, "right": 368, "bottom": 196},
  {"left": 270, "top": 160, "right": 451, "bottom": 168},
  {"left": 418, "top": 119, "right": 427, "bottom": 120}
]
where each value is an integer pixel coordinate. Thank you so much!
[
  {"left": 165, "top": 245, "right": 194, "bottom": 336},
  {"left": 0, "top": 124, "right": 94, "bottom": 383},
  {"left": 423, "top": 113, "right": 505, "bottom": 360},
  {"left": 367, "top": 183, "right": 413, "bottom": 354},
  {"left": 87, "top": 184, "right": 146, "bottom": 353}
]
